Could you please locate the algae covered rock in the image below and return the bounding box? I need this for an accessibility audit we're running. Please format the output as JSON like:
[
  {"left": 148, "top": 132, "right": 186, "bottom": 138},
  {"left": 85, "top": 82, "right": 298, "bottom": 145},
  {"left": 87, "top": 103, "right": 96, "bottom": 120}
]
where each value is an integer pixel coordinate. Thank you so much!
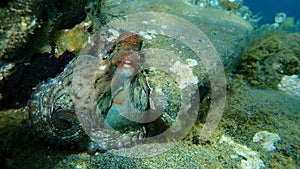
[
  {"left": 236, "top": 31, "right": 300, "bottom": 89},
  {"left": 278, "top": 75, "right": 300, "bottom": 97},
  {"left": 219, "top": 0, "right": 243, "bottom": 11},
  {"left": 98, "top": 0, "right": 253, "bottom": 72},
  {"left": 0, "top": 0, "right": 90, "bottom": 110},
  {"left": 0, "top": 0, "right": 89, "bottom": 61},
  {"left": 0, "top": 0, "right": 38, "bottom": 60}
]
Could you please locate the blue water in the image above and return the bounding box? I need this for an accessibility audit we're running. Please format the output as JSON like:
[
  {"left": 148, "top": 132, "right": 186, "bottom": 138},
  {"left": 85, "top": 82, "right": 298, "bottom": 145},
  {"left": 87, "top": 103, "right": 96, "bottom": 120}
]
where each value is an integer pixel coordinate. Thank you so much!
[{"left": 244, "top": 0, "right": 300, "bottom": 24}]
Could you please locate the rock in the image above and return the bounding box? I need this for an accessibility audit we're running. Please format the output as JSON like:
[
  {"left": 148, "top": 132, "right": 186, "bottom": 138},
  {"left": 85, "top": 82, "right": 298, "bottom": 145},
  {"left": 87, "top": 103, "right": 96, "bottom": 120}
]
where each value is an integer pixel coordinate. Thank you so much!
[
  {"left": 98, "top": 0, "right": 253, "bottom": 72},
  {"left": 253, "top": 131, "right": 281, "bottom": 152},
  {"left": 219, "top": 135, "right": 265, "bottom": 169},
  {"left": 278, "top": 75, "right": 300, "bottom": 97}
]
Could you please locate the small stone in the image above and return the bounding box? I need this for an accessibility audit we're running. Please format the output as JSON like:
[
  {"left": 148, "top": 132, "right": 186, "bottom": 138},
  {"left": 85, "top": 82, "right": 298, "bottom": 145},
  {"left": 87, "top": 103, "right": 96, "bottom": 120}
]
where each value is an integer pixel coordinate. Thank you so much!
[
  {"left": 253, "top": 131, "right": 281, "bottom": 152},
  {"left": 278, "top": 75, "right": 300, "bottom": 97},
  {"left": 219, "top": 135, "right": 265, "bottom": 169}
]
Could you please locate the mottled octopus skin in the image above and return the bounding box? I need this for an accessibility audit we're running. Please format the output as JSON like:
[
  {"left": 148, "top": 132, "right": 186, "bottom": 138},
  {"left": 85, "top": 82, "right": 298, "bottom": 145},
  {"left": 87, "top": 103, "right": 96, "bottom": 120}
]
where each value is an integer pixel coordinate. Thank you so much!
[
  {"left": 28, "top": 58, "right": 86, "bottom": 146},
  {"left": 28, "top": 32, "right": 148, "bottom": 152}
]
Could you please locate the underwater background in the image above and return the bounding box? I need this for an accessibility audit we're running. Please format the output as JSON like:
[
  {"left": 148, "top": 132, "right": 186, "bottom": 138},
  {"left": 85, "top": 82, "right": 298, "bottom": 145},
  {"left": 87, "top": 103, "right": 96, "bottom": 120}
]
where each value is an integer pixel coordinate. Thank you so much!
[
  {"left": 0, "top": 0, "right": 299, "bottom": 169},
  {"left": 244, "top": 0, "right": 300, "bottom": 24}
]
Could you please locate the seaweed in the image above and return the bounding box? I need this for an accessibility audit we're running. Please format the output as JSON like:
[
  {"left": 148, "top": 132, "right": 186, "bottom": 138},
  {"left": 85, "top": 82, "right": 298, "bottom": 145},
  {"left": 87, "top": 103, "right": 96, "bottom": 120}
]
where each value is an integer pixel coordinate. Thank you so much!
[{"left": 236, "top": 31, "right": 300, "bottom": 89}]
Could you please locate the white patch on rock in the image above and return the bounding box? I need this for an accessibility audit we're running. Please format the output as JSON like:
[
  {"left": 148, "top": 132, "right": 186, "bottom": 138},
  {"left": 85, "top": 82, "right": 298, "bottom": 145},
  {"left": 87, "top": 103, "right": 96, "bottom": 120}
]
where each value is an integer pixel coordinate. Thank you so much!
[
  {"left": 139, "top": 31, "right": 156, "bottom": 40},
  {"left": 185, "top": 58, "right": 198, "bottom": 67},
  {"left": 169, "top": 61, "right": 198, "bottom": 89},
  {"left": 278, "top": 75, "right": 300, "bottom": 97},
  {"left": 219, "top": 135, "right": 265, "bottom": 169},
  {"left": 107, "top": 29, "right": 120, "bottom": 42},
  {"left": 99, "top": 65, "right": 107, "bottom": 70},
  {"left": 253, "top": 131, "right": 281, "bottom": 152}
]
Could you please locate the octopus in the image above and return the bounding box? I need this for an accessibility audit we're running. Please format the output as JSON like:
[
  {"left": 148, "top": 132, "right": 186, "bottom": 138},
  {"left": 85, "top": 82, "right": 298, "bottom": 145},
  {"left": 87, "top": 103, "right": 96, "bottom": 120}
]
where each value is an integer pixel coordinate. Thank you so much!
[
  {"left": 27, "top": 12, "right": 210, "bottom": 155},
  {"left": 27, "top": 31, "right": 182, "bottom": 153}
]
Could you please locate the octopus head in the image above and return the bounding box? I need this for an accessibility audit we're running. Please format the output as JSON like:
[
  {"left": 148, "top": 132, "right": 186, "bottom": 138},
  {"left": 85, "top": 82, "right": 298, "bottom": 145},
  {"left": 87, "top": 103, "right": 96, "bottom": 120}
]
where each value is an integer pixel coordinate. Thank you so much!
[{"left": 116, "top": 32, "right": 143, "bottom": 51}]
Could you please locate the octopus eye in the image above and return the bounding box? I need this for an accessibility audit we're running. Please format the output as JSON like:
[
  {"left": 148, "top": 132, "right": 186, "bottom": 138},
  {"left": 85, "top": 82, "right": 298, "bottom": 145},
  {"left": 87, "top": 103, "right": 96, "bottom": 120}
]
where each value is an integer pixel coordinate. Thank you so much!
[{"left": 51, "top": 108, "right": 77, "bottom": 130}]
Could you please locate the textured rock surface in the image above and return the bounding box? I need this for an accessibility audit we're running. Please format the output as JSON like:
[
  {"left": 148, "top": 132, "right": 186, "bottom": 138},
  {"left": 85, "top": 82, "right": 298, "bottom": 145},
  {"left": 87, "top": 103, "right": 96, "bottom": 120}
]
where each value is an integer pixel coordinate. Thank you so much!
[
  {"left": 237, "top": 31, "right": 300, "bottom": 89},
  {"left": 278, "top": 75, "right": 300, "bottom": 97},
  {"left": 99, "top": 0, "right": 253, "bottom": 71}
]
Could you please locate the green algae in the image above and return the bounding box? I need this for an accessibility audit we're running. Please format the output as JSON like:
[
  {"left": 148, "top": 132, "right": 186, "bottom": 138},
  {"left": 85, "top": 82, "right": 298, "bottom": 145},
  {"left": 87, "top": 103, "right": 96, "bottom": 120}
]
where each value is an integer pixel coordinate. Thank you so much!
[
  {"left": 221, "top": 85, "right": 300, "bottom": 168},
  {"left": 237, "top": 31, "right": 300, "bottom": 89}
]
